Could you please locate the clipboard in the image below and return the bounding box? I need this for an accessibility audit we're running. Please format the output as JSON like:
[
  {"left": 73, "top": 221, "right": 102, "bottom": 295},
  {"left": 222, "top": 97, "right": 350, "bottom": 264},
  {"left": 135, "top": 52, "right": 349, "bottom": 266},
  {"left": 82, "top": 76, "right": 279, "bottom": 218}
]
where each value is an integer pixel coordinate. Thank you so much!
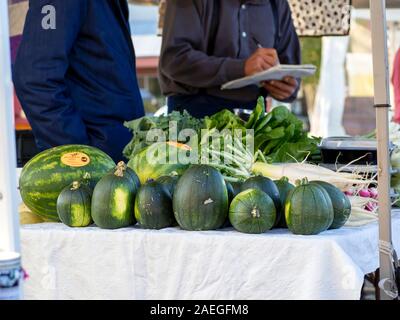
[{"left": 221, "top": 64, "right": 317, "bottom": 90}]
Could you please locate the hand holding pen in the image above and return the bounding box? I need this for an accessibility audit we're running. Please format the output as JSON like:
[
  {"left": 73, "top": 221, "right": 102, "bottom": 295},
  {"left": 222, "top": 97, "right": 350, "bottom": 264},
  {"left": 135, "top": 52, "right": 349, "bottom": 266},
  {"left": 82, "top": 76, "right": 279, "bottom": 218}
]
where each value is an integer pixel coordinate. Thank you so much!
[
  {"left": 244, "top": 47, "right": 279, "bottom": 76},
  {"left": 246, "top": 36, "right": 298, "bottom": 101}
]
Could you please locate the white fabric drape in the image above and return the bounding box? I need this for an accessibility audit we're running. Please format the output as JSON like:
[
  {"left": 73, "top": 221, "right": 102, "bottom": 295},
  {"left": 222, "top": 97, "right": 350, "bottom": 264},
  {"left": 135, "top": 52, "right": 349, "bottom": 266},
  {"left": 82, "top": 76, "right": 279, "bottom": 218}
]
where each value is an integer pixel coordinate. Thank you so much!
[
  {"left": 20, "top": 211, "right": 400, "bottom": 300},
  {"left": 311, "top": 37, "right": 349, "bottom": 137}
]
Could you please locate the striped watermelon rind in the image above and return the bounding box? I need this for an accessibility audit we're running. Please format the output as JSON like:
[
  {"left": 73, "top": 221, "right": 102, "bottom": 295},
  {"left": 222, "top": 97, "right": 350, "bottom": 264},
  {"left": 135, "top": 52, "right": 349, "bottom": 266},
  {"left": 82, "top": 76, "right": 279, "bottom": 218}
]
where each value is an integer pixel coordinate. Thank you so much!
[{"left": 19, "top": 145, "right": 116, "bottom": 221}]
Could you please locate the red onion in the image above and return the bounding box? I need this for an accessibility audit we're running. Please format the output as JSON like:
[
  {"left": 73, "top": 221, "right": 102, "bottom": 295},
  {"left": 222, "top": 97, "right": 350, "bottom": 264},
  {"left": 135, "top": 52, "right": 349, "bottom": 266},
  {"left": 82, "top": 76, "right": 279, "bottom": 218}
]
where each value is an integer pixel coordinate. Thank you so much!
[
  {"left": 369, "top": 187, "right": 378, "bottom": 199},
  {"left": 365, "top": 202, "right": 378, "bottom": 212},
  {"left": 359, "top": 189, "right": 371, "bottom": 198}
]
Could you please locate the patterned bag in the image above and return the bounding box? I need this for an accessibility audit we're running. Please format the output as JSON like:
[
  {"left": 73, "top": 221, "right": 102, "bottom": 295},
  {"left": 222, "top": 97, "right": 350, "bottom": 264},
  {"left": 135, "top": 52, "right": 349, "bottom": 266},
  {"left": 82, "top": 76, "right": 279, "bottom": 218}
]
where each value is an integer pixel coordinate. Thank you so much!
[
  {"left": 157, "top": 0, "right": 352, "bottom": 37},
  {"left": 288, "top": 0, "right": 352, "bottom": 36}
]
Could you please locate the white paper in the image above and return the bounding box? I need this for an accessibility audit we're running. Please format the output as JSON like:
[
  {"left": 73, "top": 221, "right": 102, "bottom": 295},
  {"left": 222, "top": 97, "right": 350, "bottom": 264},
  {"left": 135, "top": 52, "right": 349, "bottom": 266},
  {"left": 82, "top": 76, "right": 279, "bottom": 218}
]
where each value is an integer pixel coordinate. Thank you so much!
[{"left": 221, "top": 64, "right": 317, "bottom": 90}]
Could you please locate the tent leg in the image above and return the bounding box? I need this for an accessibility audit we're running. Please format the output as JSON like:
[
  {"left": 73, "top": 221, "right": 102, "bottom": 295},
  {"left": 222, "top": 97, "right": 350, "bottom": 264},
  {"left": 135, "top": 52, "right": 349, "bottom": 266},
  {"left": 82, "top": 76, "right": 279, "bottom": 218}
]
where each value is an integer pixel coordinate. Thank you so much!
[
  {"left": 370, "top": 0, "right": 397, "bottom": 300},
  {"left": 0, "top": 0, "right": 20, "bottom": 252}
]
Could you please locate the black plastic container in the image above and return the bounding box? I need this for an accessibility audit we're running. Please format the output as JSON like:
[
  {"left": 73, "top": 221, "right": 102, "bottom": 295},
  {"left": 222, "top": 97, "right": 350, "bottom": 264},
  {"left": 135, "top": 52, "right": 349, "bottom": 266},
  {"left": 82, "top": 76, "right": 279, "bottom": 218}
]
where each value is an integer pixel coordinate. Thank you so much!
[
  {"left": 319, "top": 137, "right": 381, "bottom": 165},
  {"left": 15, "top": 130, "right": 39, "bottom": 168}
]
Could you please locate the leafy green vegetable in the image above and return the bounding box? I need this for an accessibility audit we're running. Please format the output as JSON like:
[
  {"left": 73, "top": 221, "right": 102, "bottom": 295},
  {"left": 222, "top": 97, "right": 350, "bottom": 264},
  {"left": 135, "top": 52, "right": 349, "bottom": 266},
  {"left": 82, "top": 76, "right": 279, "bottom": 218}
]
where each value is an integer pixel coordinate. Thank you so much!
[
  {"left": 122, "top": 96, "right": 321, "bottom": 167},
  {"left": 268, "top": 134, "right": 321, "bottom": 163},
  {"left": 244, "top": 101, "right": 321, "bottom": 163},
  {"left": 254, "top": 113, "right": 272, "bottom": 132},
  {"left": 246, "top": 97, "right": 265, "bottom": 129},
  {"left": 123, "top": 111, "right": 204, "bottom": 159},
  {"left": 204, "top": 109, "right": 245, "bottom": 131}
]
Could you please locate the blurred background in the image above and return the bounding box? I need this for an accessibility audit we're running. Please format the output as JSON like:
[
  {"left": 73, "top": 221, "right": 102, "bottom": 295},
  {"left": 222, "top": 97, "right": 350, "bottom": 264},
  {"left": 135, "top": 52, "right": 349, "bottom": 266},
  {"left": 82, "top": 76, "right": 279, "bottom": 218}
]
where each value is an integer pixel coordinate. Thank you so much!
[{"left": 7, "top": 0, "right": 400, "bottom": 165}]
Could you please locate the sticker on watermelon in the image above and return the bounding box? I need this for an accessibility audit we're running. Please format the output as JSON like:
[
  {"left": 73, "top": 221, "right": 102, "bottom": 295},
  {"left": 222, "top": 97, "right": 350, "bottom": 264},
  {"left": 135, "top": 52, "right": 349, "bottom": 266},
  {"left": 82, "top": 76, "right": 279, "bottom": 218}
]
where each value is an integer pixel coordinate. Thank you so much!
[{"left": 61, "top": 152, "right": 91, "bottom": 167}]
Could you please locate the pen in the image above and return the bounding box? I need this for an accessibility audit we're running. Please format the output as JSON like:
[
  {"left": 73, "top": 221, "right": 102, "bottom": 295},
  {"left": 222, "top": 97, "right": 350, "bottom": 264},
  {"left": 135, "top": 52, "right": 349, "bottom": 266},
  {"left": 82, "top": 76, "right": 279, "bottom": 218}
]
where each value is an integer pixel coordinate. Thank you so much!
[
  {"left": 252, "top": 36, "right": 280, "bottom": 66},
  {"left": 252, "top": 36, "right": 263, "bottom": 49}
]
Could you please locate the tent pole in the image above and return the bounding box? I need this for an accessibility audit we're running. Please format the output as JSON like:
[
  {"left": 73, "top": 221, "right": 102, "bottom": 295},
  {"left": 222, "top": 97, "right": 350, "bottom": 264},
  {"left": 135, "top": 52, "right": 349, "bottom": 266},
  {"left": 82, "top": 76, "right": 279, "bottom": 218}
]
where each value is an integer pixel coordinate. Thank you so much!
[
  {"left": 370, "top": 0, "right": 396, "bottom": 300},
  {"left": 0, "top": 0, "right": 20, "bottom": 252}
]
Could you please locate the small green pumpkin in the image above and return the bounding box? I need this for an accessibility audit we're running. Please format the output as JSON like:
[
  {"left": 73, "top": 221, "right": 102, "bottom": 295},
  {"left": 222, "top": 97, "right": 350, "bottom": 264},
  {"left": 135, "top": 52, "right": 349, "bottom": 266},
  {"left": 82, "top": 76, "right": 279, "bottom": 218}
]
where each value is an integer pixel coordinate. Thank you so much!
[
  {"left": 221, "top": 180, "right": 238, "bottom": 228},
  {"left": 134, "top": 181, "right": 175, "bottom": 229},
  {"left": 274, "top": 177, "right": 295, "bottom": 228},
  {"left": 241, "top": 176, "right": 281, "bottom": 226},
  {"left": 157, "top": 175, "right": 179, "bottom": 198},
  {"left": 225, "top": 181, "right": 235, "bottom": 204},
  {"left": 173, "top": 165, "right": 228, "bottom": 231},
  {"left": 92, "top": 165, "right": 138, "bottom": 229},
  {"left": 229, "top": 189, "right": 276, "bottom": 234},
  {"left": 310, "top": 181, "right": 351, "bottom": 229},
  {"left": 285, "top": 178, "right": 334, "bottom": 235},
  {"left": 230, "top": 181, "right": 243, "bottom": 198},
  {"left": 57, "top": 181, "right": 92, "bottom": 227},
  {"left": 114, "top": 161, "right": 141, "bottom": 190}
]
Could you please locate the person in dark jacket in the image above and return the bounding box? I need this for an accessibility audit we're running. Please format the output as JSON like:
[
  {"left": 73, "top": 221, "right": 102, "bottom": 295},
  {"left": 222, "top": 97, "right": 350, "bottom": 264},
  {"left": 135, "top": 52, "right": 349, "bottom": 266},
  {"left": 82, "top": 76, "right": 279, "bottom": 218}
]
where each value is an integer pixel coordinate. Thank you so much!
[
  {"left": 159, "top": 0, "right": 301, "bottom": 118},
  {"left": 13, "top": 0, "right": 144, "bottom": 162}
]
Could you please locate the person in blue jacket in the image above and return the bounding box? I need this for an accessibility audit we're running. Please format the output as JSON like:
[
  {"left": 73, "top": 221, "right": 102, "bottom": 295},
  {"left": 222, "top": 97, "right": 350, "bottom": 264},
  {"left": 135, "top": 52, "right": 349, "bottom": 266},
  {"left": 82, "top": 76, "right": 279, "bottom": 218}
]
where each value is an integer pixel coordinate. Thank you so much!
[{"left": 13, "top": 0, "right": 144, "bottom": 162}]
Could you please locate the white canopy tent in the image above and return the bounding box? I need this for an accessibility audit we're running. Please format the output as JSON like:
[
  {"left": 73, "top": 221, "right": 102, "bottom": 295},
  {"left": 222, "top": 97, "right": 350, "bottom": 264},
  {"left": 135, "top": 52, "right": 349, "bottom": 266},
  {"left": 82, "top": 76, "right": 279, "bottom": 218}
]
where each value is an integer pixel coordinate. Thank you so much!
[
  {"left": 0, "top": 0, "right": 20, "bottom": 253},
  {"left": 0, "top": 0, "right": 397, "bottom": 299}
]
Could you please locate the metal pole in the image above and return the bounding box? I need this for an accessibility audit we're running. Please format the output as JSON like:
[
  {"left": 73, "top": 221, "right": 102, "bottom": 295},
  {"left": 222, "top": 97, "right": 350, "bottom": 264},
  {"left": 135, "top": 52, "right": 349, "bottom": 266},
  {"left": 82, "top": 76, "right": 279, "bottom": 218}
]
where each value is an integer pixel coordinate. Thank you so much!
[
  {"left": 0, "top": 0, "right": 20, "bottom": 252},
  {"left": 370, "top": 0, "right": 396, "bottom": 300}
]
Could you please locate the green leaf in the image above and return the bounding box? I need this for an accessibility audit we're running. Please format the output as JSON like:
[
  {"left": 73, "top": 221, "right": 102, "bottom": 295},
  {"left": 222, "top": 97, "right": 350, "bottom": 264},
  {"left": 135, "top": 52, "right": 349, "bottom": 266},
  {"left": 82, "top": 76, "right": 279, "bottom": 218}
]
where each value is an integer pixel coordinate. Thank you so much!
[
  {"left": 262, "top": 139, "right": 282, "bottom": 155},
  {"left": 246, "top": 96, "right": 265, "bottom": 129},
  {"left": 254, "top": 113, "right": 273, "bottom": 133},
  {"left": 271, "top": 106, "right": 290, "bottom": 123}
]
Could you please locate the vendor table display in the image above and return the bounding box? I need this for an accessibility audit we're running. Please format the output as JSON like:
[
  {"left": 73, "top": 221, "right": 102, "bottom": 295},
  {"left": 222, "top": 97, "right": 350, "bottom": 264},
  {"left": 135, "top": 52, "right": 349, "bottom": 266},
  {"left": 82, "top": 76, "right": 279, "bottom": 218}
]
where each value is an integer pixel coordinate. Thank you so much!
[
  {"left": 20, "top": 211, "right": 400, "bottom": 300},
  {"left": 16, "top": 98, "right": 397, "bottom": 299}
]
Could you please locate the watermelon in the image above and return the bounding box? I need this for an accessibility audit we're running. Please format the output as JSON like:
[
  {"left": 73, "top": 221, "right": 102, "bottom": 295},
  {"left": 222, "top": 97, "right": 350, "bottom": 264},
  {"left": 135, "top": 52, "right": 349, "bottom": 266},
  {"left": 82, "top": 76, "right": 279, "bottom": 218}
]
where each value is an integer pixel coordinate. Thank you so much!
[
  {"left": 57, "top": 181, "right": 92, "bottom": 227},
  {"left": 173, "top": 165, "right": 229, "bottom": 231},
  {"left": 128, "top": 142, "right": 190, "bottom": 184},
  {"left": 91, "top": 166, "right": 138, "bottom": 229},
  {"left": 229, "top": 189, "right": 276, "bottom": 234},
  {"left": 134, "top": 181, "right": 175, "bottom": 229},
  {"left": 285, "top": 178, "right": 334, "bottom": 235},
  {"left": 19, "top": 145, "right": 115, "bottom": 221}
]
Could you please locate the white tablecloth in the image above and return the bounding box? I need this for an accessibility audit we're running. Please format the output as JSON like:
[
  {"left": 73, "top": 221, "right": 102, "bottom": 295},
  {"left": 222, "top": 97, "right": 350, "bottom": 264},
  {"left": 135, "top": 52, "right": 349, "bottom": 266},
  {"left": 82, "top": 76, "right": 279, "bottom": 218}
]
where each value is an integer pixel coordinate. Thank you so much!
[{"left": 20, "top": 211, "right": 400, "bottom": 300}]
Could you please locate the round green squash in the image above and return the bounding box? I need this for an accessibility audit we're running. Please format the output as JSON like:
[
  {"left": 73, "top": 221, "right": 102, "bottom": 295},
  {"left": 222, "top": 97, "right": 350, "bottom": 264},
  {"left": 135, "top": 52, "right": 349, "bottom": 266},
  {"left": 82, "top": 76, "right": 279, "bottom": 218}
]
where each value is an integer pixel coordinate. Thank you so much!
[
  {"left": 19, "top": 145, "right": 115, "bottom": 221},
  {"left": 229, "top": 189, "right": 276, "bottom": 234},
  {"left": 173, "top": 165, "right": 229, "bottom": 231},
  {"left": 57, "top": 181, "right": 93, "bottom": 227},
  {"left": 114, "top": 161, "right": 141, "bottom": 190},
  {"left": 134, "top": 181, "right": 175, "bottom": 229},
  {"left": 221, "top": 180, "right": 237, "bottom": 228},
  {"left": 221, "top": 180, "right": 243, "bottom": 228},
  {"left": 91, "top": 166, "right": 138, "bottom": 229},
  {"left": 230, "top": 181, "right": 243, "bottom": 198},
  {"left": 157, "top": 175, "right": 179, "bottom": 198},
  {"left": 310, "top": 181, "right": 351, "bottom": 229},
  {"left": 225, "top": 181, "right": 235, "bottom": 204},
  {"left": 274, "top": 177, "right": 295, "bottom": 228},
  {"left": 128, "top": 142, "right": 190, "bottom": 184},
  {"left": 285, "top": 179, "right": 334, "bottom": 235},
  {"left": 241, "top": 176, "right": 281, "bottom": 226}
]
